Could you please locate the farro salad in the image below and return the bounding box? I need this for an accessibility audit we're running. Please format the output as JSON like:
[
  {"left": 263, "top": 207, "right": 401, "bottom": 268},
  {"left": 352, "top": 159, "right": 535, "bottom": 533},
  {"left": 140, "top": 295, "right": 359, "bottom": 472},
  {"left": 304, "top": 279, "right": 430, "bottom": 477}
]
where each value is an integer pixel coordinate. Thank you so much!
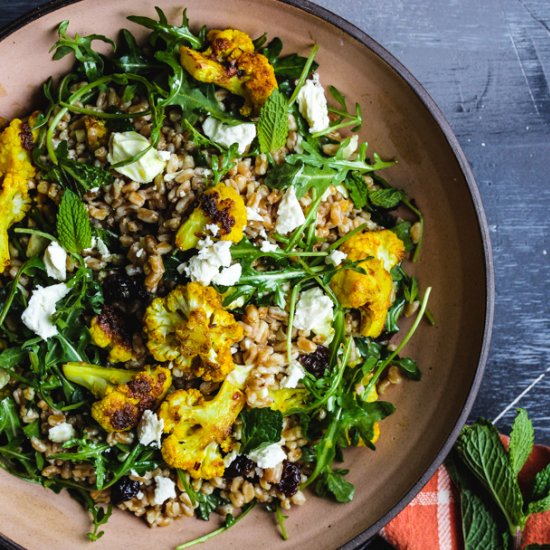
[{"left": 0, "top": 8, "right": 432, "bottom": 546}]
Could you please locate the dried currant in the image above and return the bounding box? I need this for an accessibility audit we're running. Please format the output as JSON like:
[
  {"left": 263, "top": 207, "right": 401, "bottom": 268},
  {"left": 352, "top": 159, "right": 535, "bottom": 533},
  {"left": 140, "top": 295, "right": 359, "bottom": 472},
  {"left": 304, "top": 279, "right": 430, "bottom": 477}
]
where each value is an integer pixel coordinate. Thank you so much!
[
  {"left": 277, "top": 461, "right": 301, "bottom": 497},
  {"left": 224, "top": 455, "right": 255, "bottom": 479},
  {"left": 298, "top": 345, "right": 330, "bottom": 378},
  {"left": 110, "top": 476, "right": 140, "bottom": 504},
  {"left": 103, "top": 273, "right": 147, "bottom": 304}
]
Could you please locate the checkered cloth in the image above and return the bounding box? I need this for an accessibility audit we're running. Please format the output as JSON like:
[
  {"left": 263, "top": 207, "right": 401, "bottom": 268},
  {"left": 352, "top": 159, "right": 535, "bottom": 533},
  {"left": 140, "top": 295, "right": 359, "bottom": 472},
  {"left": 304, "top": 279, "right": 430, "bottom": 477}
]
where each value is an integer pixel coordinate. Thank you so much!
[{"left": 381, "top": 441, "right": 550, "bottom": 549}]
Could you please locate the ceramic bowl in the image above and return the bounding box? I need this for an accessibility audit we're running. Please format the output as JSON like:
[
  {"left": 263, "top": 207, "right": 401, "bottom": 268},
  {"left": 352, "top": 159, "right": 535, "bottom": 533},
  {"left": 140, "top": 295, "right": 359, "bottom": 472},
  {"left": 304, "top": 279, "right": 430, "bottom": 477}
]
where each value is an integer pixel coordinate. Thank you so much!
[{"left": 0, "top": 1, "right": 494, "bottom": 548}]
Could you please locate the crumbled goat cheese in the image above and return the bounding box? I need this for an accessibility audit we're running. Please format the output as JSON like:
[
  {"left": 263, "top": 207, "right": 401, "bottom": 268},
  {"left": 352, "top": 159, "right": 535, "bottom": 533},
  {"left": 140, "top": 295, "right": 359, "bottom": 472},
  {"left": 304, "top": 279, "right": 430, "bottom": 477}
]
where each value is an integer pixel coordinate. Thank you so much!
[
  {"left": 294, "top": 287, "right": 334, "bottom": 341},
  {"left": 247, "top": 443, "right": 287, "bottom": 469},
  {"left": 246, "top": 206, "right": 264, "bottom": 222},
  {"left": 21, "top": 283, "right": 71, "bottom": 340},
  {"left": 48, "top": 422, "right": 75, "bottom": 443},
  {"left": 326, "top": 250, "right": 347, "bottom": 266},
  {"left": 137, "top": 410, "right": 164, "bottom": 448},
  {"left": 205, "top": 223, "right": 219, "bottom": 236},
  {"left": 0, "top": 369, "right": 10, "bottom": 390},
  {"left": 157, "top": 150, "right": 172, "bottom": 161},
  {"left": 91, "top": 236, "right": 111, "bottom": 259},
  {"left": 260, "top": 240, "right": 279, "bottom": 253},
  {"left": 212, "top": 263, "right": 242, "bottom": 286},
  {"left": 203, "top": 116, "right": 256, "bottom": 154},
  {"left": 183, "top": 239, "right": 232, "bottom": 285},
  {"left": 223, "top": 450, "right": 238, "bottom": 467},
  {"left": 281, "top": 361, "right": 305, "bottom": 389},
  {"left": 340, "top": 135, "right": 359, "bottom": 159},
  {"left": 107, "top": 131, "right": 167, "bottom": 183},
  {"left": 275, "top": 188, "right": 305, "bottom": 235},
  {"left": 153, "top": 476, "right": 176, "bottom": 505},
  {"left": 43, "top": 241, "right": 67, "bottom": 281},
  {"left": 296, "top": 73, "right": 330, "bottom": 134}
]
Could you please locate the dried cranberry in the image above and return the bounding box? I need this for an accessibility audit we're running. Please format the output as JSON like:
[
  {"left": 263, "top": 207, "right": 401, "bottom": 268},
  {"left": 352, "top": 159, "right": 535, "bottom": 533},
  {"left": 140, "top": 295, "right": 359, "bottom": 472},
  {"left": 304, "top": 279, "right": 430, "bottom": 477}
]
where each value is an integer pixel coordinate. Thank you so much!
[
  {"left": 224, "top": 455, "right": 255, "bottom": 479},
  {"left": 103, "top": 273, "right": 147, "bottom": 304},
  {"left": 299, "top": 345, "right": 330, "bottom": 378},
  {"left": 111, "top": 476, "right": 140, "bottom": 504},
  {"left": 277, "top": 461, "right": 301, "bottom": 497}
]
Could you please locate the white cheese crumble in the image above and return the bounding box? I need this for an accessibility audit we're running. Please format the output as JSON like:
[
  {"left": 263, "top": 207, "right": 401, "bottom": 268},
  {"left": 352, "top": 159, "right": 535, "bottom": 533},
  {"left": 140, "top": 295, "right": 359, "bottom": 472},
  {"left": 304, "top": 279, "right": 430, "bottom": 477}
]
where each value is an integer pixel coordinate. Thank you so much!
[
  {"left": 275, "top": 188, "right": 305, "bottom": 235},
  {"left": 137, "top": 410, "right": 164, "bottom": 448},
  {"left": 247, "top": 443, "right": 287, "bottom": 469},
  {"left": 246, "top": 206, "right": 264, "bottom": 222},
  {"left": 296, "top": 73, "right": 330, "bottom": 134},
  {"left": 260, "top": 240, "right": 279, "bottom": 253},
  {"left": 107, "top": 131, "right": 167, "bottom": 184},
  {"left": 43, "top": 241, "right": 67, "bottom": 281},
  {"left": 293, "top": 287, "right": 334, "bottom": 341},
  {"left": 281, "top": 361, "right": 305, "bottom": 389},
  {"left": 21, "top": 283, "right": 71, "bottom": 340},
  {"left": 326, "top": 250, "right": 347, "bottom": 267},
  {"left": 90, "top": 236, "right": 111, "bottom": 260},
  {"left": 212, "top": 263, "right": 242, "bottom": 286},
  {"left": 340, "top": 135, "right": 359, "bottom": 159},
  {"left": 223, "top": 450, "right": 238, "bottom": 468},
  {"left": 153, "top": 476, "right": 176, "bottom": 505},
  {"left": 48, "top": 422, "right": 75, "bottom": 443},
  {"left": 205, "top": 223, "right": 219, "bottom": 236},
  {"left": 203, "top": 116, "right": 256, "bottom": 154},
  {"left": 183, "top": 239, "right": 232, "bottom": 285}
]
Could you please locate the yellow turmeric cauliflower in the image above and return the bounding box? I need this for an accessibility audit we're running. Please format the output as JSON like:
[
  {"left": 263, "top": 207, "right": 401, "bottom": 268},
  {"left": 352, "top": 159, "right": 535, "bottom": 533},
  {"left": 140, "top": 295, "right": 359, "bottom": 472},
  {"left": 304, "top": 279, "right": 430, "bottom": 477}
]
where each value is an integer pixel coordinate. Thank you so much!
[
  {"left": 180, "top": 28, "right": 277, "bottom": 116},
  {"left": 143, "top": 283, "right": 243, "bottom": 382},
  {"left": 89, "top": 305, "right": 135, "bottom": 363},
  {"left": 0, "top": 118, "right": 36, "bottom": 273},
  {"left": 62, "top": 362, "right": 172, "bottom": 432},
  {"left": 175, "top": 183, "right": 247, "bottom": 251},
  {"left": 331, "top": 230, "right": 405, "bottom": 338},
  {"left": 159, "top": 364, "right": 249, "bottom": 479}
]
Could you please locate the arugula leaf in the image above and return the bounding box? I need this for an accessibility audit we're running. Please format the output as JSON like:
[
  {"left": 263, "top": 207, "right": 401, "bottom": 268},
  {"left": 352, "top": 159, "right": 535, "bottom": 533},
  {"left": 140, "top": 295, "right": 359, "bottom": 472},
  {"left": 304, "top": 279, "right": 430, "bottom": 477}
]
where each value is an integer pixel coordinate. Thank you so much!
[
  {"left": 508, "top": 408, "right": 534, "bottom": 477},
  {"left": 325, "top": 470, "right": 355, "bottom": 503},
  {"left": 0, "top": 397, "right": 21, "bottom": 442},
  {"left": 51, "top": 20, "right": 115, "bottom": 81},
  {"left": 110, "top": 29, "right": 151, "bottom": 74},
  {"left": 56, "top": 189, "right": 93, "bottom": 254},
  {"left": 0, "top": 347, "right": 26, "bottom": 369},
  {"left": 58, "top": 146, "right": 114, "bottom": 192},
  {"left": 195, "top": 491, "right": 228, "bottom": 521},
  {"left": 456, "top": 420, "right": 525, "bottom": 534},
  {"left": 240, "top": 408, "right": 283, "bottom": 454},
  {"left": 532, "top": 463, "right": 550, "bottom": 502},
  {"left": 391, "top": 221, "right": 414, "bottom": 253},
  {"left": 261, "top": 37, "right": 320, "bottom": 80},
  {"left": 392, "top": 357, "right": 421, "bottom": 381},
  {"left": 127, "top": 7, "right": 201, "bottom": 49},
  {"left": 257, "top": 90, "right": 288, "bottom": 154},
  {"left": 264, "top": 160, "right": 335, "bottom": 198}
]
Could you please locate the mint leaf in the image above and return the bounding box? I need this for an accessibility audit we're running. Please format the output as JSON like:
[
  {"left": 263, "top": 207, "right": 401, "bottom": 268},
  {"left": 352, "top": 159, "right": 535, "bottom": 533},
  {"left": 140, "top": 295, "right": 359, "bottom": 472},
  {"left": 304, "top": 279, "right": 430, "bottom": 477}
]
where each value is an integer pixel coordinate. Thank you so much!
[
  {"left": 196, "top": 491, "right": 228, "bottom": 521},
  {"left": 456, "top": 421, "right": 524, "bottom": 534},
  {"left": 527, "top": 495, "right": 550, "bottom": 515},
  {"left": 532, "top": 463, "right": 550, "bottom": 501},
  {"left": 461, "top": 487, "right": 503, "bottom": 550},
  {"left": 240, "top": 408, "right": 283, "bottom": 454},
  {"left": 257, "top": 89, "right": 289, "bottom": 154},
  {"left": 344, "top": 172, "right": 368, "bottom": 209},
  {"left": 56, "top": 189, "right": 92, "bottom": 254},
  {"left": 369, "top": 188, "right": 403, "bottom": 209},
  {"left": 509, "top": 408, "right": 534, "bottom": 476}
]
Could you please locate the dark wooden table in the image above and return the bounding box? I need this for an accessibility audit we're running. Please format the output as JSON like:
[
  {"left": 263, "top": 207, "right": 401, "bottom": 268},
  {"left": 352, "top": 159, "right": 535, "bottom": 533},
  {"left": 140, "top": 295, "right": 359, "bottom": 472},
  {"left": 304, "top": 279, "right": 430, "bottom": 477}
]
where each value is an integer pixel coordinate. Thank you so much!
[{"left": 0, "top": 0, "right": 548, "bottom": 547}]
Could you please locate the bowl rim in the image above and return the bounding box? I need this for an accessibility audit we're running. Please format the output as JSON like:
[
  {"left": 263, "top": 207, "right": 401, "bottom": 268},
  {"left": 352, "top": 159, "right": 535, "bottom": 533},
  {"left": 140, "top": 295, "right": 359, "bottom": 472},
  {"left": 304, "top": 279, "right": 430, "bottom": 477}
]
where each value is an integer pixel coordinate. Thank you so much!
[{"left": 0, "top": 0, "right": 495, "bottom": 548}]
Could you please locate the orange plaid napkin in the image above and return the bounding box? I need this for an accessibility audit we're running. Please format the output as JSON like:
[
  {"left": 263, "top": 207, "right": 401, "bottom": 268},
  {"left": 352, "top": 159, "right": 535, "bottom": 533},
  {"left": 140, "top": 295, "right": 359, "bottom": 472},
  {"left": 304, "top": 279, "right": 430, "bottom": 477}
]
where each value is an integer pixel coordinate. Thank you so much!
[{"left": 381, "top": 440, "right": 550, "bottom": 549}]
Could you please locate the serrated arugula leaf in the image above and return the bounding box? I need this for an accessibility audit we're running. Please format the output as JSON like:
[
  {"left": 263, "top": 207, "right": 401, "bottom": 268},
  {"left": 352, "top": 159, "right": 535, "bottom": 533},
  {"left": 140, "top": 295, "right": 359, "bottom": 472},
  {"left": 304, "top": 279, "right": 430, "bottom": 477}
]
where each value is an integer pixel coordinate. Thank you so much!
[
  {"left": 0, "top": 397, "right": 21, "bottom": 442},
  {"left": 56, "top": 190, "right": 92, "bottom": 254},
  {"left": 0, "top": 347, "right": 25, "bottom": 369},
  {"left": 264, "top": 160, "right": 336, "bottom": 198},
  {"left": 325, "top": 470, "right": 355, "bottom": 503},
  {"left": 509, "top": 408, "right": 534, "bottom": 477},
  {"left": 456, "top": 421, "right": 524, "bottom": 534},
  {"left": 392, "top": 357, "right": 421, "bottom": 381},
  {"left": 240, "top": 408, "right": 283, "bottom": 454},
  {"left": 527, "top": 495, "right": 550, "bottom": 515},
  {"left": 532, "top": 463, "right": 550, "bottom": 501},
  {"left": 110, "top": 29, "right": 151, "bottom": 74},
  {"left": 257, "top": 90, "right": 288, "bottom": 153},
  {"left": 391, "top": 221, "right": 414, "bottom": 252}
]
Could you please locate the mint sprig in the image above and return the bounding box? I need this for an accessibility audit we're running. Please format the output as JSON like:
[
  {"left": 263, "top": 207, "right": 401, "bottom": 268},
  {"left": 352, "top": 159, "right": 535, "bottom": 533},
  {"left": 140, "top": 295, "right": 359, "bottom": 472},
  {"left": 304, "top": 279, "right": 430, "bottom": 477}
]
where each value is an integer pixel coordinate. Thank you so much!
[
  {"left": 450, "top": 409, "right": 550, "bottom": 549},
  {"left": 56, "top": 189, "right": 92, "bottom": 254},
  {"left": 257, "top": 89, "right": 289, "bottom": 154}
]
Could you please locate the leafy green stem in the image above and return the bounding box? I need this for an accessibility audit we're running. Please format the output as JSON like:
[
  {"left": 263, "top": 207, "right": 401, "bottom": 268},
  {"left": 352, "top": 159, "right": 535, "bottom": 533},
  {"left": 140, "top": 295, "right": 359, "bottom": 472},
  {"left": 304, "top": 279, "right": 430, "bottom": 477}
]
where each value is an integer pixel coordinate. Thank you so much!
[{"left": 288, "top": 44, "right": 319, "bottom": 106}]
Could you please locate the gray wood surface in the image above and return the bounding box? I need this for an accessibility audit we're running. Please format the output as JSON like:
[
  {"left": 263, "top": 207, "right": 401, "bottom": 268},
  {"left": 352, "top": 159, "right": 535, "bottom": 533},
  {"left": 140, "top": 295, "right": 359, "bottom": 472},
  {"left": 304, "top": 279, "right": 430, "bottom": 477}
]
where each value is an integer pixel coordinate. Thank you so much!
[{"left": 1, "top": 0, "right": 547, "bottom": 442}]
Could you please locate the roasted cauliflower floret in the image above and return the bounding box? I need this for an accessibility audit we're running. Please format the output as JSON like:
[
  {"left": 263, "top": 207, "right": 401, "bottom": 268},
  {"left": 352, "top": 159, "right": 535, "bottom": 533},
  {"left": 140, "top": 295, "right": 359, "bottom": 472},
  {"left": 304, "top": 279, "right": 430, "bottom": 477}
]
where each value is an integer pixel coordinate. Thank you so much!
[
  {"left": 62, "top": 362, "right": 171, "bottom": 432},
  {"left": 143, "top": 283, "right": 243, "bottom": 381},
  {"left": 331, "top": 230, "right": 405, "bottom": 338},
  {"left": 159, "top": 365, "right": 249, "bottom": 479},
  {"left": 180, "top": 28, "right": 277, "bottom": 116},
  {"left": 89, "top": 305, "right": 135, "bottom": 363},
  {"left": 0, "top": 118, "right": 36, "bottom": 273},
  {"left": 82, "top": 116, "right": 108, "bottom": 151},
  {"left": 268, "top": 388, "right": 310, "bottom": 413},
  {"left": 175, "top": 183, "right": 247, "bottom": 251}
]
